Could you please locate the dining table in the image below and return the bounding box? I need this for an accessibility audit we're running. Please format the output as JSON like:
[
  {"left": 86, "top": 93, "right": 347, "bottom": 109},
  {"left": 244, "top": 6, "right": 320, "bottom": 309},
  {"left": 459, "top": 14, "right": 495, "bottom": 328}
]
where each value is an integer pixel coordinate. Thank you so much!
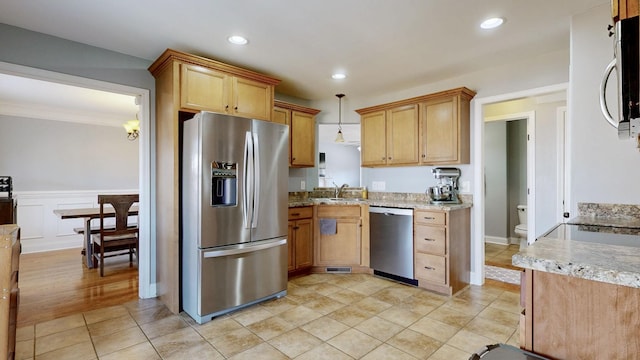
[{"left": 53, "top": 206, "right": 139, "bottom": 268}]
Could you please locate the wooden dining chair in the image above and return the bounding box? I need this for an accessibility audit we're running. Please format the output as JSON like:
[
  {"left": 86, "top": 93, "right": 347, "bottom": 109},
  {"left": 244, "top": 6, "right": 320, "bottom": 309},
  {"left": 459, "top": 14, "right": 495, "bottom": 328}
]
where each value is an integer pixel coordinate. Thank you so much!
[{"left": 92, "top": 194, "right": 139, "bottom": 276}]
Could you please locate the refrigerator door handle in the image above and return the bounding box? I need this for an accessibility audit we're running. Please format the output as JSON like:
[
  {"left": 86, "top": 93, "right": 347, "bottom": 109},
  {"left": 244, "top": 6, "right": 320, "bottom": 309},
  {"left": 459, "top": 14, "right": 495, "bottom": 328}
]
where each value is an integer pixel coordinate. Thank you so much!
[
  {"left": 242, "top": 131, "right": 254, "bottom": 228},
  {"left": 251, "top": 132, "right": 260, "bottom": 229},
  {"left": 203, "top": 238, "right": 286, "bottom": 258}
]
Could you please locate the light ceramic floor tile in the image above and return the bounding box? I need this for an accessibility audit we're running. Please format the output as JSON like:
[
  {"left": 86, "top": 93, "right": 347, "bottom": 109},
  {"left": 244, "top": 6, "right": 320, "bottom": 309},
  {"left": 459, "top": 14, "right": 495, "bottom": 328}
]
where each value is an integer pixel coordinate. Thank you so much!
[
  {"left": 140, "top": 314, "right": 189, "bottom": 340},
  {"left": 476, "top": 307, "right": 520, "bottom": 328},
  {"left": 193, "top": 316, "right": 243, "bottom": 340},
  {"left": 99, "top": 341, "right": 160, "bottom": 360},
  {"left": 231, "top": 307, "right": 275, "bottom": 327},
  {"left": 15, "top": 339, "right": 34, "bottom": 360},
  {"left": 446, "top": 329, "right": 495, "bottom": 354},
  {"left": 353, "top": 296, "right": 393, "bottom": 315},
  {"left": 427, "top": 343, "right": 472, "bottom": 360},
  {"left": 408, "top": 316, "right": 460, "bottom": 343},
  {"left": 258, "top": 296, "right": 299, "bottom": 315},
  {"left": 355, "top": 316, "right": 404, "bottom": 341},
  {"left": 91, "top": 325, "right": 147, "bottom": 357},
  {"left": 35, "top": 314, "right": 85, "bottom": 338},
  {"left": 35, "top": 325, "right": 91, "bottom": 356},
  {"left": 246, "top": 315, "right": 296, "bottom": 341},
  {"left": 370, "top": 285, "right": 417, "bottom": 305},
  {"left": 130, "top": 303, "right": 175, "bottom": 325},
  {"left": 207, "top": 327, "right": 263, "bottom": 358},
  {"left": 228, "top": 342, "right": 288, "bottom": 360},
  {"left": 299, "top": 316, "right": 350, "bottom": 341},
  {"left": 295, "top": 343, "right": 353, "bottom": 360},
  {"left": 386, "top": 329, "right": 442, "bottom": 359},
  {"left": 306, "top": 282, "right": 344, "bottom": 296},
  {"left": 327, "top": 304, "right": 374, "bottom": 327},
  {"left": 151, "top": 326, "right": 224, "bottom": 360},
  {"left": 464, "top": 316, "right": 516, "bottom": 343},
  {"left": 35, "top": 340, "right": 96, "bottom": 360},
  {"left": 377, "top": 305, "right": 423, "bottom": 327},
  {"left": 87, "top": 314, "right": 137, "bottom": 337},
  {"left": 16, "top": 324, "right": 34, "bottom": 341},
  {"left": 426, "top": 304, "right": 476, "bottom": 328},
  {"left": 325, "top": 288, "right": 366, "bottom": 305},
  {"left": 327, "top": 328, "right": 382, "bottom": 359},
  {"left": 268, "top": 328, "right": 322, "bottom": 358},
  {"left": 303, "top": 295, "right": 347, "bottom": 315},
  {"left": 83, "top": 305, "right": 129, "bottom": 325},
  {"left": 276, "top": 305, "right": 323, "bottom": 327},
  {"left": 360, "top": 343, "right": 417, "bottom": 360}
]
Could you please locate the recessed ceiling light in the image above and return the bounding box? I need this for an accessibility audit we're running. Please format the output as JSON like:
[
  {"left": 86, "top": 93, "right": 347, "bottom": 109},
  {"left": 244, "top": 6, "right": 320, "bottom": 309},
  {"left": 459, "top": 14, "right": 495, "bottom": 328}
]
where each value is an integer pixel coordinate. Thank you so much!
[
  {"left": 228, "top": 35, "right": 248, "bottom": 45},
  {"left": 480, "top": 17, "right": 504, "bottom": 30},
  {"left": 332, "top": 73, "right": 346, "bottom": 80}
]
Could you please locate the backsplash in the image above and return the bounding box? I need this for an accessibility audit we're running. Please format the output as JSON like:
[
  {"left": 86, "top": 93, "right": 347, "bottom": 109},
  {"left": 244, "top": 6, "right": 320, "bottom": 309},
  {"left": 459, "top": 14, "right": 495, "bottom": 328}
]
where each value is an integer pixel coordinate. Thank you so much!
[{"left": 578, "top": 202, "right": 640, "bottom": 219}]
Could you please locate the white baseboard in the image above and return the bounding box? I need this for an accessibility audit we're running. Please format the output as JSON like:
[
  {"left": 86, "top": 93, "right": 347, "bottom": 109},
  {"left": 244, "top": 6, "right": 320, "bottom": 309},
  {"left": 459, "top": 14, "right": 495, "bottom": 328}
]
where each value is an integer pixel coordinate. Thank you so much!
[{"left": 484, "top": 236, "right": 509, "bottom": 245}]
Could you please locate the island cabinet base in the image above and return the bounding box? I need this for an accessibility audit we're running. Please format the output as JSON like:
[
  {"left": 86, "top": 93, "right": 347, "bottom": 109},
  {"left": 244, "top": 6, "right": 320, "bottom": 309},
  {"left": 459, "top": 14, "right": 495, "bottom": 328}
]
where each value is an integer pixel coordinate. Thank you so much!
[{"left": 523, "top": 269, "right": 640, "bottom": 359}]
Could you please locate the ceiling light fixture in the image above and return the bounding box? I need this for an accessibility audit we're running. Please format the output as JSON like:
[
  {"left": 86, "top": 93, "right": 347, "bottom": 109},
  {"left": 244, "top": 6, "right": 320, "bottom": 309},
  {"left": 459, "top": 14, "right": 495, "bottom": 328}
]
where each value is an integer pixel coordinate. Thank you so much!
[
  {"left": 227, "top": 35, "right": 248, "bottom": 45},
  {"left": 332, "top": 73, "right": 346, "bottom": 80},
  {"left": 480, "top": 17, "right": 504, "bottom": 29},
  {"left": 335, "top": 93, "right": 345, "bottom": 143}
]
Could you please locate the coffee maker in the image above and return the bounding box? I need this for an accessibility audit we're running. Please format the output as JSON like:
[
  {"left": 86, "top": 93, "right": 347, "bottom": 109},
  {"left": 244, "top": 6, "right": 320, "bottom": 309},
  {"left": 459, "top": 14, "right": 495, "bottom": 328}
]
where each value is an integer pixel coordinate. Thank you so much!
[{"left": 427, "top": 167, "right": 461, "bottom": 204}]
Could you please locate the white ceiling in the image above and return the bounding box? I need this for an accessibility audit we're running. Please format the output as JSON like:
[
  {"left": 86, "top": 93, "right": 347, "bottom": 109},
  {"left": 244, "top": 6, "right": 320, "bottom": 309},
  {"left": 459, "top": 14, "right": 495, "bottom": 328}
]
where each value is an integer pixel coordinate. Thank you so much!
[{"left": 0, "top": 0, "right": 606, "bottom": 122}]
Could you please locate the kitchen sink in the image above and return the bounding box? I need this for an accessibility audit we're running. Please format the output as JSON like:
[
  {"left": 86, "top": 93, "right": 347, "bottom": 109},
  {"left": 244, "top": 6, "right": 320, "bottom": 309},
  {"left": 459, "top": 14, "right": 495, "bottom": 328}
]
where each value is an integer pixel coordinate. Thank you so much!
[{"left": 313, "top": 197, "right": 367, "bottom": 202}]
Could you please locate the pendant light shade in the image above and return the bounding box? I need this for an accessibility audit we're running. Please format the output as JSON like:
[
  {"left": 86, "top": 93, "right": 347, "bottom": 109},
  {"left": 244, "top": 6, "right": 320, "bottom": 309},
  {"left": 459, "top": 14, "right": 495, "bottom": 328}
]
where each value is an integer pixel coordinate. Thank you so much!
[{"left": 335, "top": 93, "right": 345, "bottom": 143}]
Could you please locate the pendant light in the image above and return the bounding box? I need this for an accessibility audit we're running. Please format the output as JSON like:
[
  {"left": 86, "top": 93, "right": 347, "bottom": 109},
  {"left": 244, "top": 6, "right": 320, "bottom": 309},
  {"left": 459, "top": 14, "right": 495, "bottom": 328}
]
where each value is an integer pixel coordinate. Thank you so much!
[{"left": 335, "top": 93, "right": 345, "bottom": 143}]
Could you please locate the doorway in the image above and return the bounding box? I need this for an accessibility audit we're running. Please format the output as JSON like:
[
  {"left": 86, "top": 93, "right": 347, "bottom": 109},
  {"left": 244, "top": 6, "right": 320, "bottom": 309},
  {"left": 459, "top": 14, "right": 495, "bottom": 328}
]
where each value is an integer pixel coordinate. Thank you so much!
[
  {"left": 471, "top": 83, "right": 569, "bottom": 285},
  {"left": 0, "top": 61, "right": 153, "bottom": 298}
]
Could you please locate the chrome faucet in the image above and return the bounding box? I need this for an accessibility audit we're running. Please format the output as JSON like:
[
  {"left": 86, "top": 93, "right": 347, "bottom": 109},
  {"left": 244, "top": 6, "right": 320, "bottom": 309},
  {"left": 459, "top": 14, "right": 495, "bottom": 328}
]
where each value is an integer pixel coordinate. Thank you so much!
[{"left": 333, "top": 182, "right": 349, "bottom": 198}]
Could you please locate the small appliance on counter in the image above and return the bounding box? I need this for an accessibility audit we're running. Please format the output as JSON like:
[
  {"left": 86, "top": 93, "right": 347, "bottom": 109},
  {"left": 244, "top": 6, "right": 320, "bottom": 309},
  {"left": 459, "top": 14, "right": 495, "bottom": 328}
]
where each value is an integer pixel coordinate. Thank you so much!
[
  {"left": 0, "top": 176, "right": 16, "bottom": 225},
  {"left": 427, "top": 167, "right": 461, "bottom": 204}
]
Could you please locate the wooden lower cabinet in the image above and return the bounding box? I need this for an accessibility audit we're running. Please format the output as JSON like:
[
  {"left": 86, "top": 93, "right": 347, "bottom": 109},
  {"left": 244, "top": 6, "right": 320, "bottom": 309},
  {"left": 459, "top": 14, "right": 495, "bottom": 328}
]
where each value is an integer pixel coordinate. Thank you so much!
[
  {"left": 1, "top": 225, "right": 20, "bottom": 360},
  {"left": 522, "top": 269, "right": 640, "bottom": 359},
  {"left": 288, "top": 207, "right": 313, "bottom": 277},
  {"left": 313, "top": 205, "right": 370, "bottom": 271},
  {"left": 413, "top": 208, "right": 469, "bottom": 295}
]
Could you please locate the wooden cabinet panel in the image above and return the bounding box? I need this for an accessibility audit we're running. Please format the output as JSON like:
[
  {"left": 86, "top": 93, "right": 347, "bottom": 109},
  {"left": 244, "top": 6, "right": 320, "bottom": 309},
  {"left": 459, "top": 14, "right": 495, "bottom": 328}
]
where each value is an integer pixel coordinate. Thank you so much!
[
  {"left": 415, "top": 253, "right": 446, "bottom": 284},
  {"left": 361, "top": 111, "right": 387, "bottom": 166},
  {"left": 316, "top": 205, "right": 360, "bottom": 218},
  {"left": 525, "top": 269, "right": 640, "bottom": 359},
  {"left": 1, "top": 225, "right": 20, "bottom": 360},
  {"left": 387, "top": 105, "right": 419, "bottom": 165},
  {"left": 421, "top": 97, "right": 458, "bottom": 163},
  {"left": 414, "top": 225, "right": 446, "bottom": 255},
  {"left": 288, "top": 207, "right": 313, "bottom": 276},
  {"left": 414, "top": 210, "right": 446, "bottom": 226},
  {"left": 316, "top": 217, "right": 361, "bottom": 266},
  {"left": 180, "top": 64, "right": 229, "bottom": 113},
  {"left": 613, "top": 0, "right": 640, "bottom": 21},
  {"left": 290, "top": 111, "right": 315, "bottom": 167},
  {"left": 274, "top": 101, "right": 320, "bottom": 168},
  {"left": 233, "top": 77, "right": 273, "bottom": 120}
]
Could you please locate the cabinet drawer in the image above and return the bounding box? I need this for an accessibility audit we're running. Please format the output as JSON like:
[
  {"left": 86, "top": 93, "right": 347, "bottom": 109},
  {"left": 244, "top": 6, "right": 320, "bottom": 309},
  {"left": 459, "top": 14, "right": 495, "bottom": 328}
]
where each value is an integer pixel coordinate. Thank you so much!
[
  {"left": 288, "top": 206, "right": 313, "bottom": 220},
  {"left": 415, "top": 253, "right": 446, "bottom": 284},
  {"left": 414, "top": 225, "right": 446, "bottom": 255},
  {"left": 317, "top": 205, "right": 360, "bottom": 218},
  {"left": 414, "top": 210, "right": 445, "bottom": 226}
]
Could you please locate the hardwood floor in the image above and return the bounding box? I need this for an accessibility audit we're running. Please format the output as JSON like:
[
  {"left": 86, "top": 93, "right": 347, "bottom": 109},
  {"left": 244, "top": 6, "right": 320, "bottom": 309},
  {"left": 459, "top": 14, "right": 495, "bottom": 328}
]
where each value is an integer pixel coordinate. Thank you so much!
[{"left": 17, "top": 248, "right": 138, "bottom": 327}]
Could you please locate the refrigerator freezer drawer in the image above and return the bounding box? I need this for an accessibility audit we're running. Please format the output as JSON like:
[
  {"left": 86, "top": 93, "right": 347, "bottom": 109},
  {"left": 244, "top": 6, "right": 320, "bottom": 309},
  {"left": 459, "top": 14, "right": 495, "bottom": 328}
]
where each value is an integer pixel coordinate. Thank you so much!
[{"left": 183, "top": 238, "right": 288, "bottom": 324}]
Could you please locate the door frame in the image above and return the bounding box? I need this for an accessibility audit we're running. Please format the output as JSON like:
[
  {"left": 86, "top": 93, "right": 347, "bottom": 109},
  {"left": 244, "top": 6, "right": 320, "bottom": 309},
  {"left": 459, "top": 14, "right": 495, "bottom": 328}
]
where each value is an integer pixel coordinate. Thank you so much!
[
  {"left": 483, "top": 111, "right": 536, "bottom": 247},
  {"left": 471, "top": 82, "right": 569, "bottom": 285},
  {"left": 556, "top": 106, "right": 570, "bottom": 223},
  {"left": 0, "top": 61, "right": 154, "bottom": 298}
]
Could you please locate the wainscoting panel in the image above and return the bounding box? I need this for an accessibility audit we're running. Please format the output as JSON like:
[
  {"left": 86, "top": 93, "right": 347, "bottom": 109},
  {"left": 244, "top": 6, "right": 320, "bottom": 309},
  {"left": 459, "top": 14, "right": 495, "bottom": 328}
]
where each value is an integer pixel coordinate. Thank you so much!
[{"left": 14, "top": 189, "right": 138, "bottom": 253}]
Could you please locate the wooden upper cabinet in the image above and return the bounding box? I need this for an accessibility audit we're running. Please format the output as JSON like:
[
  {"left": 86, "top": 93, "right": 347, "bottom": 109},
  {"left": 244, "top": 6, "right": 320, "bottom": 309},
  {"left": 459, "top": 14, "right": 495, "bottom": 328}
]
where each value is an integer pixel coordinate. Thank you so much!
[
  {"left": 180, "top": 65, "right": 229, "bottom": 113},
  {"left": 273, "top": 100, "right": 320, "bottom": 168},
  {"left": 361, "top": 111, "right": 387, "bottom": 166},
  {"left": 232, "top": 77, "right": 273, "bottom": 120},
  {"left": 613, "top": 0, "right": 640, "bottom": 22},
  {"left": 357, "top": 87, "right": 475, "bottom": 168},
  {"left": 387, "top": 104, "right": 419, "bottom": 166}
]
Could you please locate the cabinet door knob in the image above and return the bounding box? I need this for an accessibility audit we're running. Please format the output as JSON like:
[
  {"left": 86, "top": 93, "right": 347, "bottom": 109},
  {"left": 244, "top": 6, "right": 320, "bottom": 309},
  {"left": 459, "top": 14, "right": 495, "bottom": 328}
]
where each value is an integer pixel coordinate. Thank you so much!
[
  {"left": 424, "top": 266, "right": 435, "bottom": 270},
  {"left": 234, "top": 106, "right": 238, "bottom": 111},
  {"left": 225, "top": 105, "right": 229, "bottom": 110},
  {"left": 424, "top": 216, "right": 435, "bottom": 220},
  {"left": 291, "top": 213, "right": 300, "bottom": 216},
  {"left": 293, "top": 226, "right": 300, "bottom": 230},
  {"left": 424, "top": 238, "right": 435, "bottom": 242},
  {"left": 422, "top": 154, "right": 426, "bottom": 158}
]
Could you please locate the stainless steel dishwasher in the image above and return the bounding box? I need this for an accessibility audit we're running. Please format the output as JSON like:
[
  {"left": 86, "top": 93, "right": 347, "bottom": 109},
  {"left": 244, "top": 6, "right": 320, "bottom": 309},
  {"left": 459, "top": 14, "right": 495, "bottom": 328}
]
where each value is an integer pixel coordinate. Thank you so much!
[{"left": 369, "top": 206, "right": 417, "bottom": 285}]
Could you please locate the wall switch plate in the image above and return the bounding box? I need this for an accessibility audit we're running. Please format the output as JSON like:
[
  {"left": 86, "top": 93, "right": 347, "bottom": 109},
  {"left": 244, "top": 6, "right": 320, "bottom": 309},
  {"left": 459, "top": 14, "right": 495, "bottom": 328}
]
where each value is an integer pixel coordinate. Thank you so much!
[
  {"left": 300, "top": 180, "right": 306, "bottom": 190},
  {"left": 372, "top": 181, "right": 385, "bottom": 191}
]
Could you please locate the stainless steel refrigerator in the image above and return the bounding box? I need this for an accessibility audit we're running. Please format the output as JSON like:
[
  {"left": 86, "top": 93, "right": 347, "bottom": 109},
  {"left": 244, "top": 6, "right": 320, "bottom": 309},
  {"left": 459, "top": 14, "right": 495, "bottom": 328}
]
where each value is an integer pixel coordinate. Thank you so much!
[{"left": 182, "top": 111, "right": 289, "bottom": 324}]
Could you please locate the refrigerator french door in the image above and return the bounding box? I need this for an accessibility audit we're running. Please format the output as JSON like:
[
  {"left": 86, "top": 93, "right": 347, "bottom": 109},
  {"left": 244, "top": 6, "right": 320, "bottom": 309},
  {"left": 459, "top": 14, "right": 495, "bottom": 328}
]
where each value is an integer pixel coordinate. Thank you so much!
[{"left": 182, "top": 112, "right": 289, "bottom": 324}]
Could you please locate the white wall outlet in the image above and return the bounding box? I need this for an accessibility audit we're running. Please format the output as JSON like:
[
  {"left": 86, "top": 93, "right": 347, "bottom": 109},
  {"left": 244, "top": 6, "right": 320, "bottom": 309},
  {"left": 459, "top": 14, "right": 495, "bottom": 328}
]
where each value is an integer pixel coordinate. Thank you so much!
[
  {"left": 372, "top": 181, "right": 385, "bottom": 191},
  {"left": 460, "top": 180, "right": 470, "bottom": 193},
  {"left": 300, "top": 180, "right": 306, "bottom": 190}
]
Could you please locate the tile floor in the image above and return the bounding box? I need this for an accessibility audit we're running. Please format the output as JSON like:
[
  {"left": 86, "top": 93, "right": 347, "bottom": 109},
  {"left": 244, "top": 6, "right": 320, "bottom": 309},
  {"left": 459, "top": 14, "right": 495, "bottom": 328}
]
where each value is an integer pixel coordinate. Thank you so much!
[
  {"left": 484, "top": 243, "right": 522, "bottom": 269},
  {"left": 15, "top": 273, "right": 521, "bottom": 359}
]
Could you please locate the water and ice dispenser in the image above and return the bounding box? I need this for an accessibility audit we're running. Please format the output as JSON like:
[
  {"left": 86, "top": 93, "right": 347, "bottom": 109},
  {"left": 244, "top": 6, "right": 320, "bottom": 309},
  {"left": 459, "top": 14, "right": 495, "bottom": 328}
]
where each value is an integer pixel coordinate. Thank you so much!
[{"left": 211, "top": 162, "right": 237, "bottom": 206}]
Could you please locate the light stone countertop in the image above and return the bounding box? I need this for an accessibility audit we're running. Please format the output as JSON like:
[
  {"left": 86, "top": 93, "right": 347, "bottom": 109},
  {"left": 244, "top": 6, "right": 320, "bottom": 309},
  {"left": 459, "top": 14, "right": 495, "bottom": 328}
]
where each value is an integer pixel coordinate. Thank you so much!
[
  {"left": 513, "top": 223, "right": 640, "bottom": 288},
  {"left": 288, "top": 198, "right": 472, "bottom": 211}
]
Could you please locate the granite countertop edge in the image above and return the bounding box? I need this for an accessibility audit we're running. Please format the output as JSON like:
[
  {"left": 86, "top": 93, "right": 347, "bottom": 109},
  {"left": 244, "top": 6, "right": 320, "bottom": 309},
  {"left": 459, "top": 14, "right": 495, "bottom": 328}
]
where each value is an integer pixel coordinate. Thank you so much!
[
  {"left": 288, "top": 198, "right": 472, "bottom": 210},
  {"left": 568, "top": 215, "right": 640, "bottom": 228},
  {"left": 513, "top": 233, "right": 640, "bottom": 289}
]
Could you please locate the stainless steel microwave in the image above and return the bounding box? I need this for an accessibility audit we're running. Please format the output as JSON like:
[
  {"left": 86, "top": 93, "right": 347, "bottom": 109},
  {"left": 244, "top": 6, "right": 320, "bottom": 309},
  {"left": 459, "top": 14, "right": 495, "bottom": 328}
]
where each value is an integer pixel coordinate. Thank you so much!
[{"left": 600, "top": 16, "right": 639, "bottom": 139}]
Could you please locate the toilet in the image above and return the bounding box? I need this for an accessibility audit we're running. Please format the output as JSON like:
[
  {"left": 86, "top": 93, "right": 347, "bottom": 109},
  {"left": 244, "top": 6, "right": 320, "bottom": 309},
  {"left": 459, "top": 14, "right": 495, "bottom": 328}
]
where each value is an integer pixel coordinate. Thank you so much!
[{"left": 515, "top": 205, "right": 528, "bottom": 250}]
